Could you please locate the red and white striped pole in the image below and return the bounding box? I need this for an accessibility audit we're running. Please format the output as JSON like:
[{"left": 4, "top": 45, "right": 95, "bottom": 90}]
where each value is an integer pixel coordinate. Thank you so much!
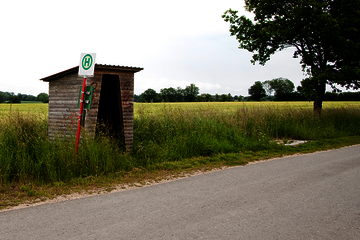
[
  {"left": 76, "top": 53, "right": 96, "bottom": 156},
  {"left": 75, "top": 76, "right": 87, "bottom": 156}
]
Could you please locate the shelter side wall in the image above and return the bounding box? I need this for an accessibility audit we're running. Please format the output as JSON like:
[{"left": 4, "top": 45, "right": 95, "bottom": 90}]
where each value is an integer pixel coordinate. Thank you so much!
[
  {"left": 48, "top": 74, "right": 83, "bottom": 139},
  {"left": 83, "top": 74, "right": 102, "bottom": 135},
  {"left": 119, "top": 72, "right": 134, "bottom": 151}
]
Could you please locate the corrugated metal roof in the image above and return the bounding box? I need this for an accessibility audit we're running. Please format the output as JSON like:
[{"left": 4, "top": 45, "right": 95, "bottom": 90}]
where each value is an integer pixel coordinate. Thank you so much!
[{"left": 40, "top": 64, "right": 143, "bottom": 82}]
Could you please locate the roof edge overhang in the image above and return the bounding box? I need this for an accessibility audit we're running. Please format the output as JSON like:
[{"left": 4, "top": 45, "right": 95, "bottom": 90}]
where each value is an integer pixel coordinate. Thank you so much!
[{"left": 40, "top": 64, "right": 144, "bottom": 82}]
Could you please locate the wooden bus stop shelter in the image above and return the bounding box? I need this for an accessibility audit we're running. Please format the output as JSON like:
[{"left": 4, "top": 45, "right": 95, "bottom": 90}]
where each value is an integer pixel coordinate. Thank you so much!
[{"left": 40, "top": 64, "right": 143, "bottom": 151}]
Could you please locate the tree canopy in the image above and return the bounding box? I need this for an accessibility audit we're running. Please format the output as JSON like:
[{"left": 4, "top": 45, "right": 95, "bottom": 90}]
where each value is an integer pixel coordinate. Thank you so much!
[
  {"left": 264, "top": 77, "right": 295, "bottom": 101},
  {"left": 183, "top": 84, "right": 200, "bottom": 102},
  {"left": 141, "top": 88, "right": 160, "bottom": 103},
  {"left": 248, "top": 81, "right": 266, "bottom": 101},
  {"left": 160, "top": 87, "right": 181, "bottom": 102},
  {"left": 138, "top": 84, "right": 200, "bottom": 103},
  {"left": 0, "top": 91, "right": 48, "bottom": 103},
  {"left": 9, "top": 96, "right": 21, "bottom": 104},
  {"left": 37, "top": 93, "right": 49, "bottom": 103},
  {"left": 223, "top": 0, "right": 360, "bottom": 113}
]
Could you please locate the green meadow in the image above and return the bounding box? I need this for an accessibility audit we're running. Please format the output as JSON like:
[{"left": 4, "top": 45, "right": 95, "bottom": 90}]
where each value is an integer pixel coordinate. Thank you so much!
[
  {"left": 0, "top": 101, "right": 360, "bottom": 209},
  {"left": 0, "top": 103, "right": 48, "bottom": 116},
  {"left": 133, "top": 102, "right": 360, "bottom": 161},
  {"left": 1, "top": 101, "right": 358, "bottom": 117},
  {"left": 134, "top": 101, "right": 360, "bottom": 115}
]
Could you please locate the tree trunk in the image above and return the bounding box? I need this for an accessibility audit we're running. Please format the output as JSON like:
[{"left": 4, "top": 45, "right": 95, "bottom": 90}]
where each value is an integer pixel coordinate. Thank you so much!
[
  {"left": 313, "top": 99, "right": 323, "bottom": 115},
  {"left": 313, "top": 81, "right": 326, "bottom": 116}
]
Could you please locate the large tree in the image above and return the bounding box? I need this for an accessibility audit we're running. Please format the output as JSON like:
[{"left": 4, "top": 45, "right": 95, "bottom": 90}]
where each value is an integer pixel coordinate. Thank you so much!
[
  {"left": 160, "top": 87, "right": 179, "bottom": 102},
  {"left": 183, "top": 84, "right": 200, "bottom": 102},
  {"left": 264, "top": 77, "right": 295, "bottom": 100},
  {"left": 248, "top": 81, "right": 266, "bottom": 101},
  {"left": 140, "top": 88, "right": 160, "bottom": 103},
  {"left": 37, "top": 93, "right": 49, "bottom": 103},
  {"left": 223, "top": 0, "right": 360, "bottom": 113}
]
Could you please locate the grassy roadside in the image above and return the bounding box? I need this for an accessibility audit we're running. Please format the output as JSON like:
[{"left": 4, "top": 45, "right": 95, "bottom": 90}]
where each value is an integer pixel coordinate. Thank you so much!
[
  {"left": 1, "top": 102, "right": 360, "bottom": 210},
  {"left": 1, "top": 135, "right": 359, "bottom": 211}
]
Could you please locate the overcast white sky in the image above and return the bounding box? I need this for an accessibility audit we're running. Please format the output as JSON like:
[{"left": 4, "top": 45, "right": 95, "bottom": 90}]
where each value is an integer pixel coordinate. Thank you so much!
[{"left": 1, "top": 0, "right": 308, "bottom": 97}]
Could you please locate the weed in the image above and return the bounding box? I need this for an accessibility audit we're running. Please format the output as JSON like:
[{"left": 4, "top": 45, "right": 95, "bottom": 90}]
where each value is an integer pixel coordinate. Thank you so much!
[{"left": 106, "top": 187, "right": 115, "bottom": 192}]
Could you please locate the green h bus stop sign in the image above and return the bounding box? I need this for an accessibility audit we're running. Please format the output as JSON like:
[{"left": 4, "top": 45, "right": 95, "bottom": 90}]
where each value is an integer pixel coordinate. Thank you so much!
[{"left": 78, "top": 53, "right": 96, "bottom": 77}]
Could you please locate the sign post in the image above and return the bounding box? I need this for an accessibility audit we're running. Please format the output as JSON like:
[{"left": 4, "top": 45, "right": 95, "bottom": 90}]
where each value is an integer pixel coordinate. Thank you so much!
[{"left": 75, "top": 53, "right": 96, "bottom": 156}]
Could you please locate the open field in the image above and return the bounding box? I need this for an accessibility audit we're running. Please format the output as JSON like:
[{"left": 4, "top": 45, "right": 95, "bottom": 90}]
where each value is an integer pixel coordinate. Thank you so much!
[
  {"left": 1, "top": 101, "right": 359, "bottom": 116},
  {"left": 1, "top": 101, "right": 360, "bottom": 210},
  {"left": 0, "top": 103, "right": 48, "bottom": 116},
  {"left": 134, "top": 101, "right": 360, "bottom": 116}
]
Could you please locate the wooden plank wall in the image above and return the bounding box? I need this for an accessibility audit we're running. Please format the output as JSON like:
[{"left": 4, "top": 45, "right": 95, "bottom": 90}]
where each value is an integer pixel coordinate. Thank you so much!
[
  {"left": 120, "top": 71, "right": 134, "bottom": 152},
  {"left": 48, "top": 73, "right": 84, "bottom": 139},
  {"left": 48, "top": 70, "right": 134, "bottom": 151},
  {"left": 84, "top": 73, "right": 102, "bottom": 136}
]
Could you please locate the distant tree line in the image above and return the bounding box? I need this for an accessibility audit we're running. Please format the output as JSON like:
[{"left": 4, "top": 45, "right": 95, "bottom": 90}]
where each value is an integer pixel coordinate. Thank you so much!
[
  {"left": 134, "top": 84, "right": 245, "bottom": 103},
  {"left": 135, "top": 80, "right": 360, "bottom": 103},
  {"left": 248, "top": 78, "right": 360, "bottom": 101},
  {"left": 0, "top": 91, "right": 49, "bottom": 103}
]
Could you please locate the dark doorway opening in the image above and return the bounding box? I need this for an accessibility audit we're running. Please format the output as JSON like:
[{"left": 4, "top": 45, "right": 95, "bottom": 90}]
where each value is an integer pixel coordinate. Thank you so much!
[{"left": 96, "top": 74, "right": 124, "bottom": 145}]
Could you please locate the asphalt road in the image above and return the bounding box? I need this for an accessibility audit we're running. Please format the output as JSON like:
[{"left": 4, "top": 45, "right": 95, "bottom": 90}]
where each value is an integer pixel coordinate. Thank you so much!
[{"left": 1, "top": 145, "right": 359, "bottom": 239}]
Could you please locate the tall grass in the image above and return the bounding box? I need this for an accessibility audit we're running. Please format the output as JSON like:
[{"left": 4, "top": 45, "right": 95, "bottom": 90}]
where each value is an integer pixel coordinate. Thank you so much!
[
  {"left": 133, "top": 105, "right": 360, "bottom": 164},
  {"left": 0, "top": 111, "right": 132, "bottom": 184},
  {"left": 1, "top": 104, "right": 360, "bottom": 184}
]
